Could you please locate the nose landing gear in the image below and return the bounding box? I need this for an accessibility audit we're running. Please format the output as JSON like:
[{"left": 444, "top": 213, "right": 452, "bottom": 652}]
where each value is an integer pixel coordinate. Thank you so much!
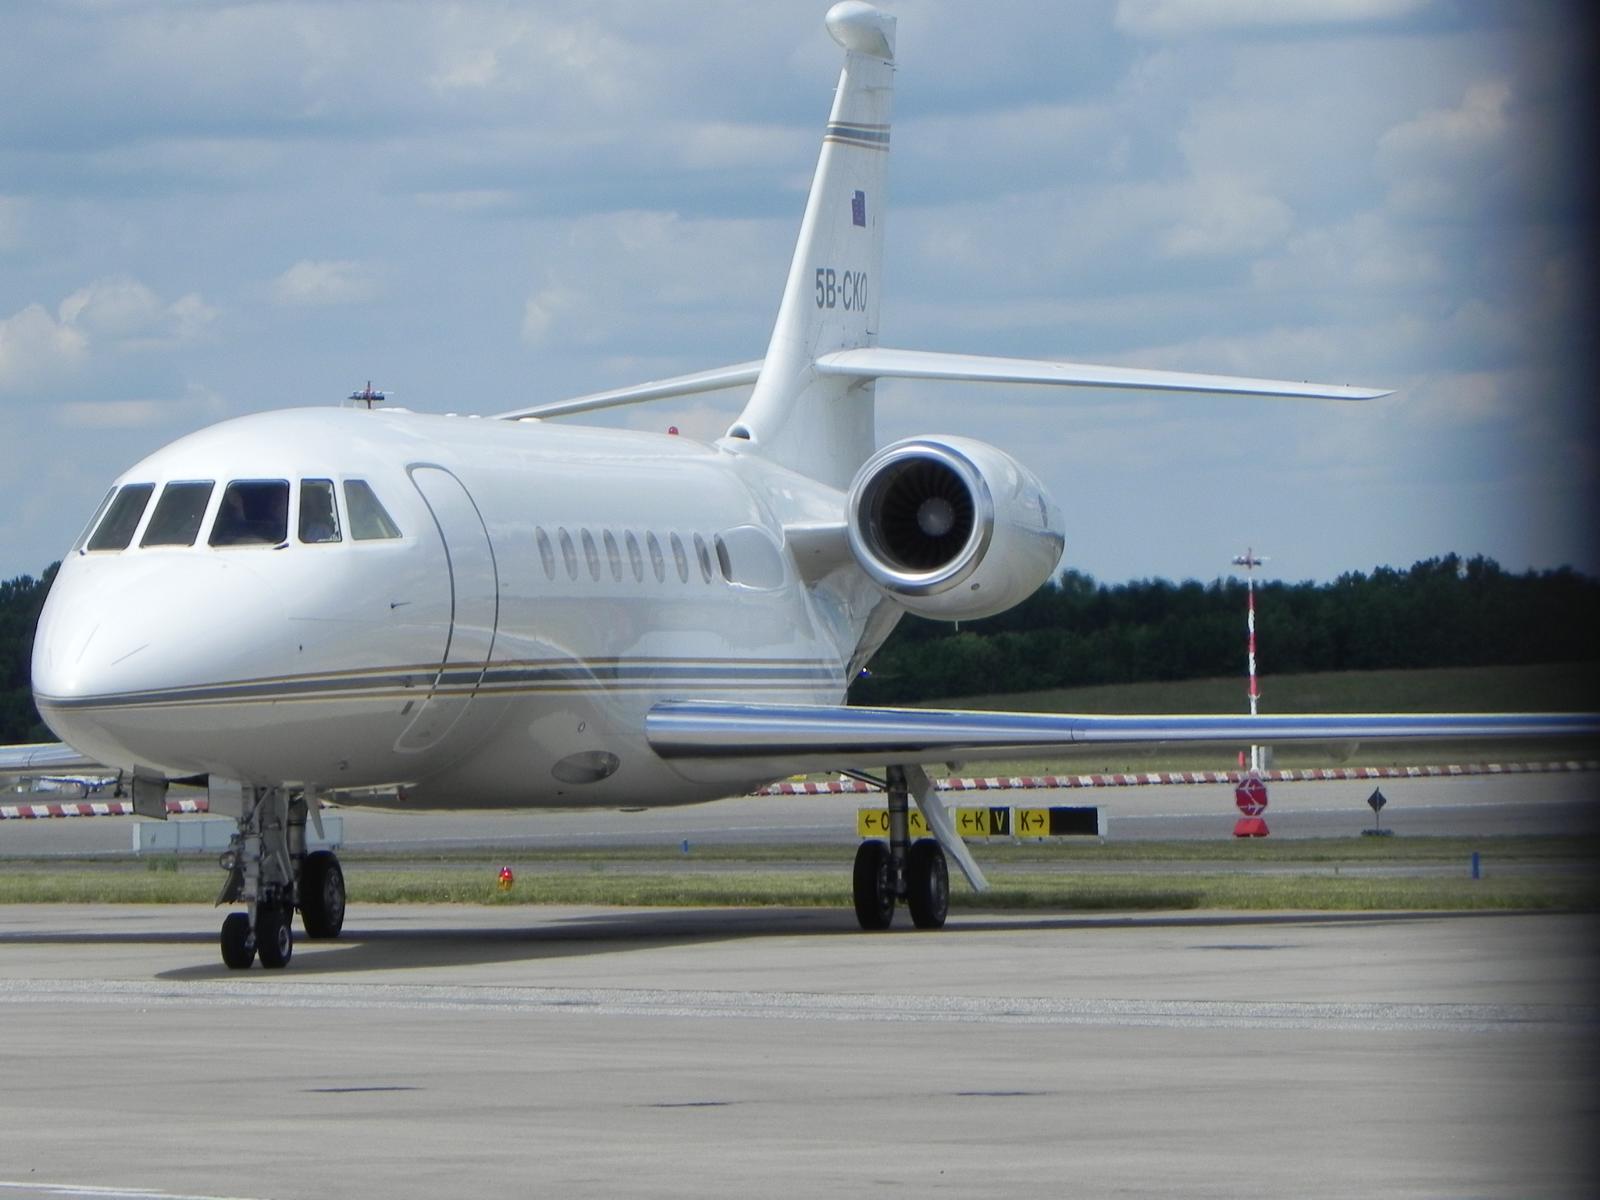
[{"left": 215, "top": 786, "right": 345, "bottom": 969}]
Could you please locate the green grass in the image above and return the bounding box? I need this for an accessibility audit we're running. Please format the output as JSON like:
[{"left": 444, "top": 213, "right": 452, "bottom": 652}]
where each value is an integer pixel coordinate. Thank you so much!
[
  {"left": 4, "top": 836, "right": 1595, "bottom": 912},
  {"left": 897, "top": 661, "right": 1600, "bottom": 774},
  {"left": 931, "top": 661, "right": 1600, "bottom": 716}
]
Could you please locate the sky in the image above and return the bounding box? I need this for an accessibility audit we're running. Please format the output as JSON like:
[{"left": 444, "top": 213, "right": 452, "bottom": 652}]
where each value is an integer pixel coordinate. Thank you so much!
[{"left": 1, "top": 0, "right": 1595, "bottom": 588}]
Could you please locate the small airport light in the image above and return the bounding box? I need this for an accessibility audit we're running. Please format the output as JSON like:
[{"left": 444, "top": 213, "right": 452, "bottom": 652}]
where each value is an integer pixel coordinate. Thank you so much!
[{"left": 498, "top": 865, "right": 515, "bottom": 890}]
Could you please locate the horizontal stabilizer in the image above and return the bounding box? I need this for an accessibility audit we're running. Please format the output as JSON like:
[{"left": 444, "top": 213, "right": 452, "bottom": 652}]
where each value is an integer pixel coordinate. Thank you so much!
[
  {"left": 498, "top": 345, "right": 1388, "bottom": 426},
  {"left": 815, "top": 347, "right": 1390, "bottom": 401},
  {"left": 496, "top": 360, "right": 763, "bottom": 422}
]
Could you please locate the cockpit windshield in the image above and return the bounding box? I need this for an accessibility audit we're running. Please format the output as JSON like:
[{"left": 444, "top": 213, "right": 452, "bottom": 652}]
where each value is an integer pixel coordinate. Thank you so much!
[
  {"left": 80, "top": 475, "right": 401, "bottom": 553},
  {"left": 141, "top": 481, "right": 215, "bottom": 547},
  {"left": 85, "top": 484, "right": 154, "bottom": 552},
  {"left": 209, "top": 481, "right": 290, "bottom": 547}
]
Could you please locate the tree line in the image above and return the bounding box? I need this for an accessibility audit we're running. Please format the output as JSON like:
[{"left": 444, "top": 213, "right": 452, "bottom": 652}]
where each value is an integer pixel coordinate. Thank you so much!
[
  {"left": 1, "top": 565, "right": 56, "bottom": 743},
  {"left": 850, "top": 555, "right": 1600, "bottom": 704},
  {"left": 1, "top": 554, "right": 1595, "bottom": 741}
]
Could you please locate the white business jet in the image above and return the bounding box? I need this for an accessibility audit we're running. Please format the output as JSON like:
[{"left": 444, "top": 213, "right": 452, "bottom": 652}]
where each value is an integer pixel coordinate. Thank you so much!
[{"left": 5, "top": 2, "right": 1595, "bottom": 969}]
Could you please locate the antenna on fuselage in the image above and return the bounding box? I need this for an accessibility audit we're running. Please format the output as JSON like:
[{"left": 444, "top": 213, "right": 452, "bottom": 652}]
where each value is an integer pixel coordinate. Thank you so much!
[{"left": 347, "top": 381, "right": 388, "bottom": 410}]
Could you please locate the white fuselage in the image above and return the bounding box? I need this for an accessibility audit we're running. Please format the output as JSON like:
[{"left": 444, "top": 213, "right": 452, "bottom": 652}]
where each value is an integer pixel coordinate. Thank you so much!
[{"left": 33, "top": 407, "right": 891, "bottom": 809}]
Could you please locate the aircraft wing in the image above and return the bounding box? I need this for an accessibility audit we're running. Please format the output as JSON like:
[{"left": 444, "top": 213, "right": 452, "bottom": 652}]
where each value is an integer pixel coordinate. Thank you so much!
[
  {"left": 646, "top": 701, "right": 1599, "bottom": 775},
  {"left": 0, "top": 741, "right": 107, "bottom": 776}
]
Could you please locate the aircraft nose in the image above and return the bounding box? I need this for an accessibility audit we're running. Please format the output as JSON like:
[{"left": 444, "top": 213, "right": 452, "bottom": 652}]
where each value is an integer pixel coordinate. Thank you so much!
[{"left": 32, "top": 556, "right": 290, "bottom": 754}]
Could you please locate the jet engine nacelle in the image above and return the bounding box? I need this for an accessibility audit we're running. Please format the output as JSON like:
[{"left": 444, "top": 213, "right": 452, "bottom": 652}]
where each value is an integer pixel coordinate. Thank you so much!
[{"left": 845, "top": 435, "right": 1065, "bottom": 621}]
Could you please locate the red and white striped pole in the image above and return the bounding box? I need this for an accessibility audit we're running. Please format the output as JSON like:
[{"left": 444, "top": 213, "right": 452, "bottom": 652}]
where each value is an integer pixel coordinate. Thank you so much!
[{"left": 1232, "top": 548, "right": 1267, "bottom": 772}]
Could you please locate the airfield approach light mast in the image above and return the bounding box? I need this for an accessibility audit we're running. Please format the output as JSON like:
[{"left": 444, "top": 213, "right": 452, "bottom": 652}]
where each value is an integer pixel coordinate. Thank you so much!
[
  {"left": 1231, "top": 548, "right": 1268, "bottom": 773},
  {"left": 348, "top": 382, "right": 387, "bottom": 410}
]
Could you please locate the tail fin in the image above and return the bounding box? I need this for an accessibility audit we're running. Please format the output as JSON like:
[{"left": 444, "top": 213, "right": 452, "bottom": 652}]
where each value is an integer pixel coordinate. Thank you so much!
[{"left": 723, "top": 1, "right": 895, "bottom": 489}]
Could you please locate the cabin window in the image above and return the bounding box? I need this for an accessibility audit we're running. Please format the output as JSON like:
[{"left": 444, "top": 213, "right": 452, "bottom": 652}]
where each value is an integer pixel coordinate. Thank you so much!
[
  {"left": 669, "top": 533, "right": 689, "bottom": 583},
  {"left": 580, "top": 529, "right": 601, "bottom": 581},
  {"left": 344, "top": 479, "right": 402, "bottom": 541},
  {"left": 141, "top": 481, "right": 215, "bottom": 547},
  {"left": 74, "top": 489, "right": 117, "bottom": 552},
  {"left": 714, "top": 525, "right": 786, "bottom": 590},
  {"left": 645, "top": 532, "right": 666, "bottom": 583},
  {"left": 693, "top": 533, "right": 714, "bottom": 583},
  {"left": 86, "top": 483, "right": 155, "bottom": 552},
  {"left": 625, "top": 531, "right": 644, "bottom": 582},
  {"left": 603, "top": 530, "right": 623, "bottom": 582},
  {"left": 298, "top": 479, "right": 341, "bottom": 544},
  {"left": 536, "top": 528, "right": 556, "bottom": 579},
  {"left": 210, "top": 480, "right": 290, "bottom": 547},
  {"left": 558, "top": 528, "right": 578, "bottom": 580}
]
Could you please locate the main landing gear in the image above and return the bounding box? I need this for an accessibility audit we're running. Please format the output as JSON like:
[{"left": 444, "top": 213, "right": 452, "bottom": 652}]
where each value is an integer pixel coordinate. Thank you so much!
[
  {"left": 851, "top": 765, "right": 951, "bottom": 931},
  {"left": 216, "top": 786, "right": 346, "bottom": 969}
]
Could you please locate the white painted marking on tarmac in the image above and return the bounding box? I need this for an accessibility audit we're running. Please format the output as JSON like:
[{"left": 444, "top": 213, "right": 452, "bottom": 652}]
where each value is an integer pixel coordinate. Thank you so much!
[
  {"left": 1, "top": 979, "right": 1592, "bottom": 1035},
  {"left": 0, "top": 1183, "right": 269, "bottom": 1200}
]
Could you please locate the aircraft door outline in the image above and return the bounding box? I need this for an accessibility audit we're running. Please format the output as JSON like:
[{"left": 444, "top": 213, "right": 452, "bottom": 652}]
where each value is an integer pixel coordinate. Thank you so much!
[{"left": 394, "top": 464, "right": 499, "bottom": 754}]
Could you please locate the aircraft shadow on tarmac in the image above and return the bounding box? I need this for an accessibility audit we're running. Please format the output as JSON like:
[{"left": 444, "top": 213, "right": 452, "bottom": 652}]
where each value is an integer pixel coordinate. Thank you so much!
[{"left": 0, "top": 907, "right": 1481, "bottom": 980}]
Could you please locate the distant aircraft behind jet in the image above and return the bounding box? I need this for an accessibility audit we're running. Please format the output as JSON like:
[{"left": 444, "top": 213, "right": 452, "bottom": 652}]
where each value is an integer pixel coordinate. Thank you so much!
[{"left": 3, "top": 2, "right": 1595, "bottom": 969}]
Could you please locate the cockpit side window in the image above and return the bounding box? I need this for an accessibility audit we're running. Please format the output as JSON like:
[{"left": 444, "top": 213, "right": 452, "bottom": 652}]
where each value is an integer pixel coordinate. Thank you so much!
[
  {"left": 86, "top": 483, "right": 155, "bottom": 552},
  {"left": 209, "top": 480, "right": 289, "bottom": 547},
  {"left": 141, "top": 481, "right": 215, "bottom": 547},
  {"left": 344, "top": 479, "right": 402, "bottom": 540},
  {"left": 74, "top": 488, "right": 117, "bottom": 552},
  {"left": 298, "top": 479, "right": 342, "bottom": 544}
]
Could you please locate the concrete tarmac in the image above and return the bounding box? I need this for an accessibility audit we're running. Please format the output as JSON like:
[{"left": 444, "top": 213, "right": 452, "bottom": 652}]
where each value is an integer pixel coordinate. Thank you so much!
[{"left": 1, "top": 903, "right": 1596, "bottom": 1198}]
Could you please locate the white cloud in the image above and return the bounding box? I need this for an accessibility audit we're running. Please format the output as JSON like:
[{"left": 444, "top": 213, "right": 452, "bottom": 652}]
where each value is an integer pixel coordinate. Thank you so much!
[
  {"left": 1379, "top": 81, "right": 1511, "bottom": 166},
  {"left": 56, "top": 382, "right": 227, "bottom": 430},
  {"left": 519, "top": 210, "right": 783, "bottom": 350},
  {"left": 1, "top": 278, "right": 214, "bottom": 395},
  {"left": 1161, "top": 175, "right": 1293, "bottom": 258},
  {"left": 57, "top": 277, "right": 216, "bottom": 346},
  {"left": 0, "top": 303, "right": 88, "bottom": 393},
  {"left": 272, "top": 260, "right": 379, "bottom": 307},
  {"left": 1116, "top": 0, "right": 1430, "bottom": 38},
  {"left": 521, "top": 283, "right": 585, "bottom": 345},
  {"left": 1251, "top": 212, "right": 1443, "bottom": 292},
  {"left": 1377, "top": 81, "right": 1513, "bottom": 219}
]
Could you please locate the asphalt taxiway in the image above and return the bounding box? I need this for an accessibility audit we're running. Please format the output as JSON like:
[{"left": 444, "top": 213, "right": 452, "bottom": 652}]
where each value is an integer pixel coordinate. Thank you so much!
[{"left": 1, "top": 903, "right": 1596, "bottom": 1198}]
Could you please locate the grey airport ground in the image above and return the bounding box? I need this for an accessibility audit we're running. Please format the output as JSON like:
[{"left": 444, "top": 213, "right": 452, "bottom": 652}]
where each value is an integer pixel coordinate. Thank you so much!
[{"left": 2, "top": 772, "right": 1596, "bottom": 1198}]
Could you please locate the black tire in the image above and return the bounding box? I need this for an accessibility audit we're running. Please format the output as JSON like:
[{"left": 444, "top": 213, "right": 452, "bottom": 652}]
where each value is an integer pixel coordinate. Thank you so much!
[
  {"left": 220, "top": 911, "right": 255, "bottom": 969},
  {"left": 257, "top": 906, "right": 293, "bottom": 969},
  {"left": 906, "top": 839, "right": 949, "bottom": 930},
  {"left": 299, "top": 850, "right": 346, "bottom": 939},
  {"left": 852, "top": 840, "right": 895, "bottom": 931}
]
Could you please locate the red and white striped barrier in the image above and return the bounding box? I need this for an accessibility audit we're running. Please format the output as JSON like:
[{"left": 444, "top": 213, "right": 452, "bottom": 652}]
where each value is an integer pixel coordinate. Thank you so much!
[
  {"left": 756, "top": 760, "right": 1599, "bottom": 795},
  {"left": 0, "top": 798, "right": 210, "bottom": 821},
  {"left": 5, "top": 761, "right": 1594, "bottom": 815}
]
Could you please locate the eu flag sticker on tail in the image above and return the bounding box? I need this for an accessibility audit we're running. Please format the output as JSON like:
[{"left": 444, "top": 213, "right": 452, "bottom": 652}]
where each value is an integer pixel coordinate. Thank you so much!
[{"left": 852, "top": 190, "right": 867, "bottom": 228}]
